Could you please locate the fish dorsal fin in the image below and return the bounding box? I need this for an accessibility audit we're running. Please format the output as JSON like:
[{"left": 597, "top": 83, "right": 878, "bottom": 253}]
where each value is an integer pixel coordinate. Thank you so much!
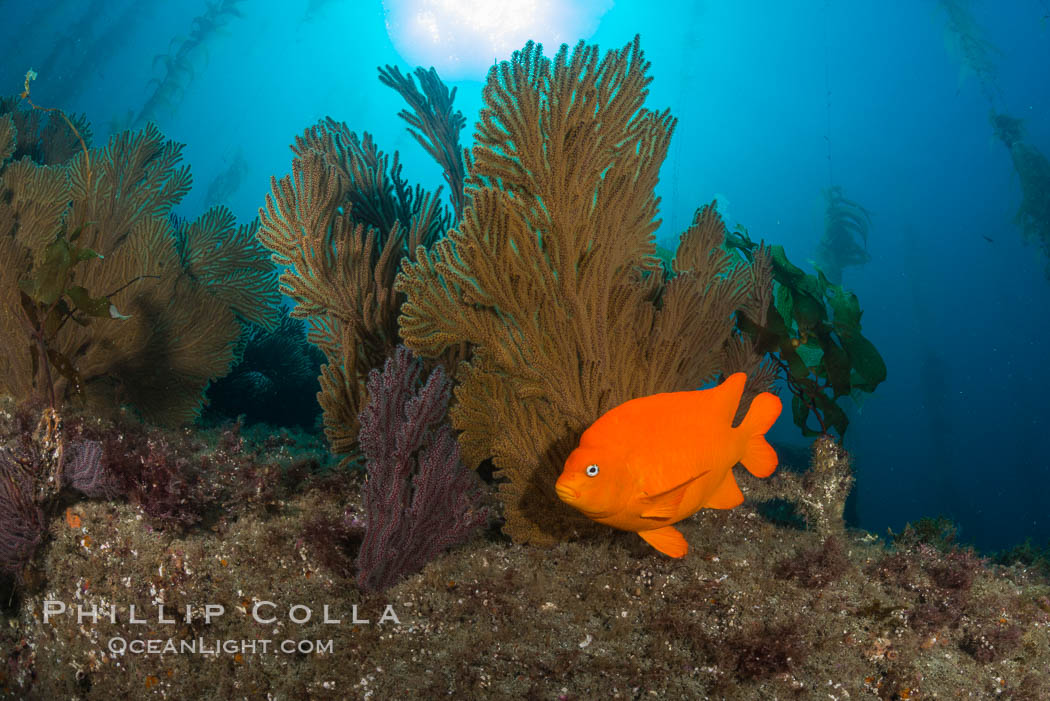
[
  {"left": 638, "top": 471, "right": 706, "bottom": 519},
  {"left": 704, "top": 473, "right": 744, "bottom": 510},
  {"left": 714, "top": 372, "right": 748, "bottom": 424},
  {"left": 639, "top": 526, "right": 689, "bottom": 558}
]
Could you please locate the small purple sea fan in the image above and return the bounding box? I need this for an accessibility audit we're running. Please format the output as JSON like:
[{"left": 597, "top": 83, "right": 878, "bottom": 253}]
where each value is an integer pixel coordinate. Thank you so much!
[
  {"left": 62, "top": 440, "right": 118, "bottom": 498},
  {"left": 356, "top": 346, "right": 487, "bottom": 592},
  {"left": 0, "top": 448, "right": 47, "bottom": 581}
]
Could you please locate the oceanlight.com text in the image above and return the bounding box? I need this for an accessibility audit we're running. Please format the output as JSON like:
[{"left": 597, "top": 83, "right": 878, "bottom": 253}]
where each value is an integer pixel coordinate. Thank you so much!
[{"left": 108, "top": 637, "right": 335, "bottom": 656}]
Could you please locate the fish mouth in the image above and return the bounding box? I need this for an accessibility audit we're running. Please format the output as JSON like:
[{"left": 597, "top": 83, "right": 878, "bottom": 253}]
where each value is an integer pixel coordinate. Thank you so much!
[
  {"left": 556, "top": 485, "right": 613, "bottom": 518},
  {"left": 555, "top": 484, "right": 579, "bottom": 502}
]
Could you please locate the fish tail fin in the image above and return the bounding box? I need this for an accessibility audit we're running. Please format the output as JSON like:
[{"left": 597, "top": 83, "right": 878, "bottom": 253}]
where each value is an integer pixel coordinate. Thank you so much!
[{"left": 739, "top": 392, "right": 782, "bottom": 478}]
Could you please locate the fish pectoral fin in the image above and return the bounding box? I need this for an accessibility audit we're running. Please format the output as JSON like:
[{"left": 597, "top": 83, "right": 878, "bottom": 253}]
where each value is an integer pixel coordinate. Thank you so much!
[
  {"left": 639, "top": 499, "right": 681, "bottom": 520},
  {"left": 639, "top": 526, "right": 689, "bottom": 558},
  {"left": 638, "top": 473, "right": 703, "bottom": 519}
]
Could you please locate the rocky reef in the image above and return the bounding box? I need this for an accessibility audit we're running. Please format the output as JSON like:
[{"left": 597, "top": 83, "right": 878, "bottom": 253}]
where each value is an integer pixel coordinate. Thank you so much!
[{"left": 0, "top": 403, "right": 1047, "bottom": 699}]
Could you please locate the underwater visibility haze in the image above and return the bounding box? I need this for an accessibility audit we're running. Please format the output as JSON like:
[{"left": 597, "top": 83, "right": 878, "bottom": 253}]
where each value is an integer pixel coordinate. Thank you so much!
[{"left": 1, "top": 0, "right": 1049, "bottom": 697}]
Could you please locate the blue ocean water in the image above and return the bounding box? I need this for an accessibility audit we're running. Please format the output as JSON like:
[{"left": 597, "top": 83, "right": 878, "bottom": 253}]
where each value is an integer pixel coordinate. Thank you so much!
[{"left": 2, "top": 0, "right": 1048, "bottom": 553}]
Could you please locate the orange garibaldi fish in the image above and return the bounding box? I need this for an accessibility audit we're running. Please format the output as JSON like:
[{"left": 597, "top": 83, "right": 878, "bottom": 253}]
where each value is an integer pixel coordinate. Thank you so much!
[{"left": 555, "top": 373, "right": 782, "bottom": 558}]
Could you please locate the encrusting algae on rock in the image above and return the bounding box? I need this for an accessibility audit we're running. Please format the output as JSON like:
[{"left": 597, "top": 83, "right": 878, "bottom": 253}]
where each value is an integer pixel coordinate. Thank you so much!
[{"left": 2, "top": 410, "right": 1048, "bottom": 699}]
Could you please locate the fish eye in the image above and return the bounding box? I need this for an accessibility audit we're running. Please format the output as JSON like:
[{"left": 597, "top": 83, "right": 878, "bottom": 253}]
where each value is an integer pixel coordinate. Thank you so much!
[{"left": 585, "top": 464, "right": 599, "bottom": 477}]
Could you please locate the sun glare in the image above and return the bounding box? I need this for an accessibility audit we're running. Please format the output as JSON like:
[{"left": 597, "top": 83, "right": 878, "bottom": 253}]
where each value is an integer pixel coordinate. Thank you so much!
[{"left": 383, "top": 0, "right": 610, "bottom": 80}]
